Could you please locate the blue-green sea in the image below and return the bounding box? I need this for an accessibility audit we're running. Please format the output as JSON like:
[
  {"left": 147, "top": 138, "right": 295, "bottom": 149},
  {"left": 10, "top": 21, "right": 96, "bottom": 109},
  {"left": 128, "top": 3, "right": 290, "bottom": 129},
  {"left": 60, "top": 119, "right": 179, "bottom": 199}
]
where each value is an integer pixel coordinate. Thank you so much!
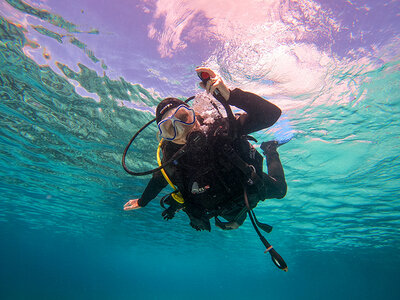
[{"left": 1, "top": 1, "right": 400, "bottom": 299}]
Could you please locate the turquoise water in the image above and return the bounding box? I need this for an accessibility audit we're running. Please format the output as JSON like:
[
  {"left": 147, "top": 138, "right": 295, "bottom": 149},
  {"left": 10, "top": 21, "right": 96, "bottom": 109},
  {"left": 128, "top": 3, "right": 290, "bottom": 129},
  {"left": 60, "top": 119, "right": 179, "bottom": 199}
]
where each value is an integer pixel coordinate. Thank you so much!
[{"left": 1, "top": 1, "right": 400, "bottom": 299}]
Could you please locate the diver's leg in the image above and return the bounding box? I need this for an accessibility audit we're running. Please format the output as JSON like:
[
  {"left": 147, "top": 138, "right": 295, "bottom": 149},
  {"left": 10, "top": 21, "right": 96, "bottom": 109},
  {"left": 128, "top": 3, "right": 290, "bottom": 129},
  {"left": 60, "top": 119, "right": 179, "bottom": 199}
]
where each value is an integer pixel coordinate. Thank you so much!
[{"left": 260, "top": 141, "right": 287, "bottom": 199}]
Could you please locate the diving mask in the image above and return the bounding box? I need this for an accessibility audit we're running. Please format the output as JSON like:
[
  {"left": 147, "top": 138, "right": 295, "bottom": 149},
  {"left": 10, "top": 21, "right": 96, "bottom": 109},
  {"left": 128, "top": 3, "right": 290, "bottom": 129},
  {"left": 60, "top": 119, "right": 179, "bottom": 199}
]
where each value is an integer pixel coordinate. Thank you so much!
[{"left": 157, "top": 104, "right": 196, "bottom": 141}]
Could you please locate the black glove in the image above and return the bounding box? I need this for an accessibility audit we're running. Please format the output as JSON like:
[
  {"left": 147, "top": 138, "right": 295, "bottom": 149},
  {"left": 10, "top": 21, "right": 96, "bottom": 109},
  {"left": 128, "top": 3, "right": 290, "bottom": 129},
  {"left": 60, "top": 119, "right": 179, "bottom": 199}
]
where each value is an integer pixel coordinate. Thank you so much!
[
  {"left": 161, "top": 194, "right": 183, "bottom": 220},
  {"left": 162, "top": 206, "right": 177, "bottom": 220},
  {"left": 189, "top": 216, "right": 211, "bottom": 232},
  {"left": 260, "top": 141, "right": 278, "bottom": 154}
]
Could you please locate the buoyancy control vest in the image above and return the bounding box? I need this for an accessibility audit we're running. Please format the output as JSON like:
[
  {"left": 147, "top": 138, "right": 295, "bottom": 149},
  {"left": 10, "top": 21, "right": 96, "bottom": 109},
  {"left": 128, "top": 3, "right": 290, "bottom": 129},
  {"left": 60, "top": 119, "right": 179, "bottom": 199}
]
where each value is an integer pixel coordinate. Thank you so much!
[{"left": 163, "top": 117, "right": 265, "bottom": 215}]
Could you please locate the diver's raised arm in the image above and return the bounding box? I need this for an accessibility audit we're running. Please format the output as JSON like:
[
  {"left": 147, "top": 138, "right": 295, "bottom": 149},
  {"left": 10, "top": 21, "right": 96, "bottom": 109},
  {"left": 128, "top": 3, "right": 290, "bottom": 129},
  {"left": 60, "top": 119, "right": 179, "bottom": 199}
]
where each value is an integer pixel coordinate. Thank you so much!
[{"left": 229, "top": 88, "right": 282, "bottom": 134}]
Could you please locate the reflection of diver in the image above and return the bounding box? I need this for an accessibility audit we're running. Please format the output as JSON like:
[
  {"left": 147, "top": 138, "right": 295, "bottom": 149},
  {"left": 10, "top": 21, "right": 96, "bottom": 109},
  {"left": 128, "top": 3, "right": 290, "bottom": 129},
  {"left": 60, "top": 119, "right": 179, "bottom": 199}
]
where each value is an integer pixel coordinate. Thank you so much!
[{"left": 123, "top": 67, "right": 288, "bottom": 271}]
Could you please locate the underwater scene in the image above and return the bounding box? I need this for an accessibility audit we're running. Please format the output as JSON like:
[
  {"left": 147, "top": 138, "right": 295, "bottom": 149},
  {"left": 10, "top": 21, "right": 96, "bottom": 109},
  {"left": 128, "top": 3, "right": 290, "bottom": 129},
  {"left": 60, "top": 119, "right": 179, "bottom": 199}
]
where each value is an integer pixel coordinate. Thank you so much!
[{"left": 0, "top": 0, "right": 399, "bottom": 299}]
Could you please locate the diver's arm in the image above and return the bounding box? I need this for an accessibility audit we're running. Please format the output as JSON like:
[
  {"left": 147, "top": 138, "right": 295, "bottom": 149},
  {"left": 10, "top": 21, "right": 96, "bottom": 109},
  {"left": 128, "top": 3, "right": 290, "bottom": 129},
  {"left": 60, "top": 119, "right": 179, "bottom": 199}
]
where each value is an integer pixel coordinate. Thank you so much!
[
  {"left": 124, "top": 171, "right": 168, "bottom": 211},
  {"left": 228, "top": 88, "right": 281, "bottom": 134},
  {"left": 127, "top": 141, "right": 181, "bottom": 209},
  {"left": 136, "top": 171, "right": 169, "bottom": 207}
]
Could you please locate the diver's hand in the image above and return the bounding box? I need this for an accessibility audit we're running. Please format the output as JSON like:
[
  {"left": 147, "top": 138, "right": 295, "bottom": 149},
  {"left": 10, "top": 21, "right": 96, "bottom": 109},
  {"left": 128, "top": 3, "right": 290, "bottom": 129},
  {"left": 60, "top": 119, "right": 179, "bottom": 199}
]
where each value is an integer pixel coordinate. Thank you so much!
[
  {"left": 189, "top": 216, "right": 211, "bottom": 232},
  {"left": 124, "top": 199, "right": 141, "bottom": 211},
  {"left": 162, "top": 206, "right": 176, "bottom": 220},
  {"left": 196, "top": 67, "right": 230, "bottom": 101}
]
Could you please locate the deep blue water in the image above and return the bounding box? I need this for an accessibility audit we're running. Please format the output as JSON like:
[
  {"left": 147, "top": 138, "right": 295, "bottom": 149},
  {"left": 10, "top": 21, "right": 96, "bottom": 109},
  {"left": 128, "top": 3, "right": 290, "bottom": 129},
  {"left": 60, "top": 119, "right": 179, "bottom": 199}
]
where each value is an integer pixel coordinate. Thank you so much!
[{"left": 1, "top": 1, "right": 400, "bottom": 299}]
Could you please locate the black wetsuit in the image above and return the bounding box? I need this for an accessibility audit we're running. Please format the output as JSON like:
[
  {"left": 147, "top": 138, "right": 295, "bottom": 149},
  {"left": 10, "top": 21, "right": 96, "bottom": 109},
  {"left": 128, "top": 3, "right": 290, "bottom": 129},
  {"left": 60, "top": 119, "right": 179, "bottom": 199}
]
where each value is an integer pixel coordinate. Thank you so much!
[{"left": 137, "top": 88, "right": 287, "bottom": 227}]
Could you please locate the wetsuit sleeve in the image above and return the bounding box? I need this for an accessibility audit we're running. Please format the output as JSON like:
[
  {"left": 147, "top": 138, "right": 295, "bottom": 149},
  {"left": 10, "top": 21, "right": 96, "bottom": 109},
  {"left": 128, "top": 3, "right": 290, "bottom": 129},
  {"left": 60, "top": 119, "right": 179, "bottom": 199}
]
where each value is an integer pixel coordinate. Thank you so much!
[
  {"left": 137, "top": 170, "right": 168, "bottom": 207},
  {"left": 228, "top": 88, "right": 282, "bottom": 135}
]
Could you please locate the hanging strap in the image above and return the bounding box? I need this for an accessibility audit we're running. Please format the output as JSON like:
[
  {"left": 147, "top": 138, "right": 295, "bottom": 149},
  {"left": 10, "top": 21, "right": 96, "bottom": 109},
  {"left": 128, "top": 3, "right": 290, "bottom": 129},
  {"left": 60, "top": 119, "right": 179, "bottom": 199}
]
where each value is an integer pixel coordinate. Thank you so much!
[{"left": 243, "top": 187, "right": 288, "bottom": 272}]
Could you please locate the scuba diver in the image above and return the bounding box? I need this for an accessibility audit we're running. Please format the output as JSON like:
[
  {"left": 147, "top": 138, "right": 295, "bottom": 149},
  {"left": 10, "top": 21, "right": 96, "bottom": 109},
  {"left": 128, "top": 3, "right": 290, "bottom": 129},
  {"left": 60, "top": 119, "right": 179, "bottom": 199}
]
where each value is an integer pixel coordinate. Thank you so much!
[
  {"left": 122, "top": 67, "right": 289, "bottom": 271},
  {"left": 123, "top": 67, "right": 287, "bottom": 229}
]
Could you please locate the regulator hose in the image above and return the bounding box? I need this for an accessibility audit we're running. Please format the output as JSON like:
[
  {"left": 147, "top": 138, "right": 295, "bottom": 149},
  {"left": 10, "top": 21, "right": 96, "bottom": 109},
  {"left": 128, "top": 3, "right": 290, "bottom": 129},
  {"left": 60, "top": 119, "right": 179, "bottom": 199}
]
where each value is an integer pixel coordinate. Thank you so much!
[{"left": 121, "top": 117, "right": 187, "bottom": 176}]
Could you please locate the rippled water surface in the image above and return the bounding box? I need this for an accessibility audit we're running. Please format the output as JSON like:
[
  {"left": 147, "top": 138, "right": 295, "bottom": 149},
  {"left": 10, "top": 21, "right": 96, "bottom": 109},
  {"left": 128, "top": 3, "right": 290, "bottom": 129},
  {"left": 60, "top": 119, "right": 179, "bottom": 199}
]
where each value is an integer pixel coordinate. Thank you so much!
[{"left": 1, "top": 0, "right": 399, "bottom": 299}]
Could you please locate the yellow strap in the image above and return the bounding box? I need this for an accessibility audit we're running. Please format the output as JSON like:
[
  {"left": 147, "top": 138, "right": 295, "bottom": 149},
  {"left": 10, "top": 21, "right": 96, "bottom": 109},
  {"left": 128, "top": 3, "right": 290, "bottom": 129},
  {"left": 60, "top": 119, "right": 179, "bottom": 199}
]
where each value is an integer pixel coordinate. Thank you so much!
[{"left": 157, "top": 139, "right": 184, "bottom": 204}]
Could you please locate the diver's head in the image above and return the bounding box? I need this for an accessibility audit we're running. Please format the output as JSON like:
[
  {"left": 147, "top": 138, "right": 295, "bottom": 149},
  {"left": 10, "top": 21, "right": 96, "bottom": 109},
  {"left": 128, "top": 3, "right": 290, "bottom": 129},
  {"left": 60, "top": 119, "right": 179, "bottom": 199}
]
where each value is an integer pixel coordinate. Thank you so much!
[{"left": 156, "top": 98, "right": 198, "bottom": 144}]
